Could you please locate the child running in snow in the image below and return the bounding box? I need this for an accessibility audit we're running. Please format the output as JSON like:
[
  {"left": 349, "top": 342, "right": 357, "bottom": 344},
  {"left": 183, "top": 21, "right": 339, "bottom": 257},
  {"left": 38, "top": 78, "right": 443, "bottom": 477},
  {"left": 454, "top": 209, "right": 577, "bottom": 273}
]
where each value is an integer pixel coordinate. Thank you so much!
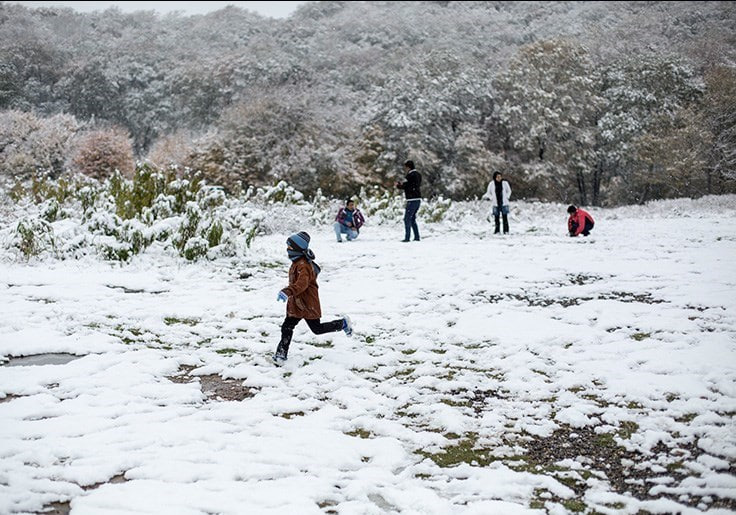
[{"left": 273, "top": 231, "right": 353, "bottom": 364}]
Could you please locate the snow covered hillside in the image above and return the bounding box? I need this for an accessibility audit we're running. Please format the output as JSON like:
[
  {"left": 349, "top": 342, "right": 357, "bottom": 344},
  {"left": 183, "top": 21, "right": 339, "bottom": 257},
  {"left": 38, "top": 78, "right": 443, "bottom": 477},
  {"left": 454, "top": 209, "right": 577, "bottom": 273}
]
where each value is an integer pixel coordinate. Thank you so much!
[{"left": 1, "top": 195, "right": 735, "bottom": 514}]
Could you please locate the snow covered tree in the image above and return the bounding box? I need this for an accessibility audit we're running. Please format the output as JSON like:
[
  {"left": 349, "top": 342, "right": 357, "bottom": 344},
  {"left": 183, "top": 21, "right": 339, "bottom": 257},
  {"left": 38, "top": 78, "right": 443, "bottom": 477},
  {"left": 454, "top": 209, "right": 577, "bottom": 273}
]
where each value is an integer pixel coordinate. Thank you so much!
[
  {"left": 187, "top": 90, "right": 351, "bottom": 196},
  {"left": 596, "top": 55, "right": 704, "bottom": 204},
  {"left": 495, "top": 38, "right": 601, "bottom": 204},
  {"left": 632, "top": 108, "right": 710, "bottom": 203},
  {"left": 364, "top": 51, "right": 496, "bottom": 198},
  {"left": 701, "top": 66, "right": 736, "bottom": 188},
  {"left": 0, "top": 110, "right": 82, "bottom": 179}
]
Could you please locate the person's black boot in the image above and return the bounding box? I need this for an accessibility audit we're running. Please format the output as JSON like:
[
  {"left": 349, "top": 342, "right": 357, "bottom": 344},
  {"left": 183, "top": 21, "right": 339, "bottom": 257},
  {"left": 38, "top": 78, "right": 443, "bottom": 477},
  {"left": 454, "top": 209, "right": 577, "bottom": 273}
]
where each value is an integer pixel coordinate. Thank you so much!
[
  {"left": 502, "top": 214, "right": 509, "bottom": 234},
  {"left": 273, "top": 327, "right": 293, "bottom": 364},
  {"left": 494, "top": 215, "right": 500, "bottom": 234}
]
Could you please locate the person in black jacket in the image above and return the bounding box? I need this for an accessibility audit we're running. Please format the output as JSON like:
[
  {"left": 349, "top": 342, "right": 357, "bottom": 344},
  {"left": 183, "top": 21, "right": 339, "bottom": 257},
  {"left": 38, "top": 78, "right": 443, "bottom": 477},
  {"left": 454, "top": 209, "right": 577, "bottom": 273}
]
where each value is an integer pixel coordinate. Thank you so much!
[{"left": 395, "top": 160, "right": 422, "bottom": 242}]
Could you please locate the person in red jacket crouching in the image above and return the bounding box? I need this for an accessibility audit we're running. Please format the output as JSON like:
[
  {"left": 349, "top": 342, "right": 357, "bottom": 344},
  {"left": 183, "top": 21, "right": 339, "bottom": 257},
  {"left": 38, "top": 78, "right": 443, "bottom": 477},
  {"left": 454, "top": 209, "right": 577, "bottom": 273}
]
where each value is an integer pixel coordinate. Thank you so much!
[{"left": 567, "top": 205, "right": 595, "bottom": 237}]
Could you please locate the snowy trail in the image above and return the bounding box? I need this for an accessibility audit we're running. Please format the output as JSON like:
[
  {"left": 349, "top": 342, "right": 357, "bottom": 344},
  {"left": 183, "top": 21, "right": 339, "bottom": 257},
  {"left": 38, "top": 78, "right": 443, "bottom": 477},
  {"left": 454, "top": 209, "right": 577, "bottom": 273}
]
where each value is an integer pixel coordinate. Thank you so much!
[{"left": 1, "top": 201, "right": 735, "bottom": 514}]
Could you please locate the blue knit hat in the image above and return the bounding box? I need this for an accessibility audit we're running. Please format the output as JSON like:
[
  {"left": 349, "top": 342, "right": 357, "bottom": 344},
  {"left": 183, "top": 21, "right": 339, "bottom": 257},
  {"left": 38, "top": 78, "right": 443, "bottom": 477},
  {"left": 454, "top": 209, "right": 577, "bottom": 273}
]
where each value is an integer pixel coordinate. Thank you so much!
[{"left": 287, "top": 231, "right": 310, "bottom": 251}]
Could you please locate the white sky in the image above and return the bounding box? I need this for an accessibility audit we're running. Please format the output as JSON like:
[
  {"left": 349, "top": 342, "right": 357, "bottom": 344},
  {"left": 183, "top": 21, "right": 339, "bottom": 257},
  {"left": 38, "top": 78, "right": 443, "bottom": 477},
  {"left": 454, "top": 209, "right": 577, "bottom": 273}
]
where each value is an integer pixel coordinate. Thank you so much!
[{"left": 12, "top": 1, "right": 308, "bottom": 19}]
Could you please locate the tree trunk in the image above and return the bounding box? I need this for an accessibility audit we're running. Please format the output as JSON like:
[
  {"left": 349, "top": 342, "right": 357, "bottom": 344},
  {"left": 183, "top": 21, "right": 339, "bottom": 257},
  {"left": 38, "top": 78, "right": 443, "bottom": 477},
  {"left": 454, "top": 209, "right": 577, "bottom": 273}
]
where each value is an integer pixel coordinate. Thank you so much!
[
  {"left": 591, "top": 162, "right": 602, "bottom": 206},
  {"left": 576, "top": 170, "right": 587, "bottom": 205}
]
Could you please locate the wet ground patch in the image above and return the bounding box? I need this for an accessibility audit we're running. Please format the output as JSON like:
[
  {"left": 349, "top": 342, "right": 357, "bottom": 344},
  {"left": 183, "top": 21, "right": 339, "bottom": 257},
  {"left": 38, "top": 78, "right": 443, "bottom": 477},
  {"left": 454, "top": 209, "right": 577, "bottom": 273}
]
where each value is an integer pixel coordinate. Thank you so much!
[
  {"left": 106, "top": 284, "right": 168, "bottom": 294},
  {"left": 38, "top": 474, "right": 128, "bottom": 515},
  {"left": 167, "top": 364, "right": 258, "bottom": 401},
  {"left": 2, "top": 353, "right": 83, "bottom": 366}
]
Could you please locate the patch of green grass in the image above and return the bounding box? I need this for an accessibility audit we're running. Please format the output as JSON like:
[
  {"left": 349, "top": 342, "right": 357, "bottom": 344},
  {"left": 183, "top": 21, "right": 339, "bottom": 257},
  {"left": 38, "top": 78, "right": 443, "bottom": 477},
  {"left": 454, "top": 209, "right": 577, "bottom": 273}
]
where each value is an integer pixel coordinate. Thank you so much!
[
  {"left": 307, "top": 341, "right": 333, "bottom": 348},
  {"left": 676, "top": 413, "right": 697, "bottom": 423},
  {"left": 440, "top": 398, "right": 472, "bottom": 408},
  {"left": 401, "top": 349, "right": 416, "bottom": 355},
  {"left": 215, "top": 348, "right": 239, "bottom": 355},
  {"left": 556, "top": 476, "right": 581, "bottom": 490},
  {"left": 432, "top": 348, "right": 447, "bottom": 354},
  {"left": 461, "top": 342, "right": 484, "bottom": 349},
  {"left": 364, "top": 335, "right": 376, "bottom": 344},
  {"left": 395, "top": 407, "right": 420, "bottom": 419},
  {"left": 666, "top": 460, "right": 685, "bottom": 474},
  {"left": 164, "top": 316, "right": 199, "bottom": 326},
  {"left": 280, "top": 411, "right": 305, "bottom": 419},
  {"left": 115, "top": 324, "right": 142, "bottom": 336},
  {"left": 530, "top": 499, "right": 545, "bottom": 509},
  {"left": 113, "top": 324, "right": 145, "bottom": 344},
  {"left": 594, "top": 433, "right": 617, "bottom": 447},
  {"left": 618, "top": 421, "right": 639, "bottom": 439},
  {"left": 259, "top": 261, "right": 282, "bottom": 269},
  {"left": 631, "top": 332, "right": 650, "bottom": 341},
  {"left": 626, "top": 401, "right": 643, "bottom": 409},
  {"left": 417, "top": 433, "right": 506, "bottom": 468},
  {"left": 603, "top": 502, "right": 626, "bottom": 510},
  {"left": 562, "top": 499, "right": 587, "bottom": 512},
  {"left": 393, "top": 367, "right": 415, "bottom": 377},
  {"left": 317, "top": 500, "right": 338, "bottom": 509},
  {"left": 581, "top": 394, "right": 610, "bottom": 407},
  {"left": 346, "top": 428, "right": 372, "bottom": 439}
]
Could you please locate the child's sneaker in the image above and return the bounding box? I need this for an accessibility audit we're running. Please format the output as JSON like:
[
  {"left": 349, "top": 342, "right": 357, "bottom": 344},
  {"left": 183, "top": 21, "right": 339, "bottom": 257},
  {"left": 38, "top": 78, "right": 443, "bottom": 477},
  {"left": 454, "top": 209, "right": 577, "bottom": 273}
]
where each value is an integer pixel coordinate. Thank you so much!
[{"left": 342, "top": 315, "right": 353, "bottom": 337}]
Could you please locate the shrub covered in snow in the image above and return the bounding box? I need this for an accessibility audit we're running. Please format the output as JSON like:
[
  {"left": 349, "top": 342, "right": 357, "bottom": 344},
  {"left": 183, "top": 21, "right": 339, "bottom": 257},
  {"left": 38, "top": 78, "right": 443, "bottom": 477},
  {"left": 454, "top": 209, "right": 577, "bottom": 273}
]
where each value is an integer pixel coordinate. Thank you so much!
[
  {"left": 0, "top": 164, "right": 265, "bottom": 262},
  {"left": 71, "top": 127, "right": 135, "bottom": 180}
]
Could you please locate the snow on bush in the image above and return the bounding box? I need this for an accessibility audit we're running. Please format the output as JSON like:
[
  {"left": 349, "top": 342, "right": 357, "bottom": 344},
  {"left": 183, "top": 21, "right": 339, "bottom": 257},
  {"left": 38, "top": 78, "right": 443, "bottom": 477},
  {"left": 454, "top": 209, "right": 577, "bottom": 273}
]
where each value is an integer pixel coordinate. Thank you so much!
[
  {"left": 71, "top": 127, "right": 135, "bottom": 180},
  {"left": 0, "top": 167, "right": 464, "bottom": 263}
]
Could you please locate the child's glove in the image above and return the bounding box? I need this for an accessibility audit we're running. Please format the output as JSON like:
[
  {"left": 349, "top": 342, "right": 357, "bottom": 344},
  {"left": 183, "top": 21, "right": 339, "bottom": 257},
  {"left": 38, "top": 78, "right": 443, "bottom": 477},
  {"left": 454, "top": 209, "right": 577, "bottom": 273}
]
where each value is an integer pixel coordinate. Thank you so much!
[{"left": 277, "top": 291, "right": 288, "bottom": 302}]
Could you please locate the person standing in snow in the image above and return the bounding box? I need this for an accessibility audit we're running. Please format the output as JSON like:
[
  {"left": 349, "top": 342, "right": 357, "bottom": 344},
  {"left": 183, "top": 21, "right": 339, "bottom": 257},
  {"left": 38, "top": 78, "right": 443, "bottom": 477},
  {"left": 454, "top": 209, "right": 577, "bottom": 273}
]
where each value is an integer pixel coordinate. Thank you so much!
[
  {"left": 395, "top": 160, "right": 422, "bottom": 242},
  {"left": 483, "top": 171, "right": 512, "bottom": 234},
  {"left": 567, "top": 205, "right": 595, "bottom": 237},
  {"left": 273, "top": 231, "right": 353, "bottom": 364},
  {"left": 333, "top": 199, "right": 365, "bottom": 242}
]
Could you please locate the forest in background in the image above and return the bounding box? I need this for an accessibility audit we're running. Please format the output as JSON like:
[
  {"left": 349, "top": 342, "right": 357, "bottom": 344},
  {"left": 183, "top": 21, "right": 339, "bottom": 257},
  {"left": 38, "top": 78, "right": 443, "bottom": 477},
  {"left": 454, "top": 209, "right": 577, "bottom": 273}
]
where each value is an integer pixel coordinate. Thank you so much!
[{"left": 0, "top": 0, "right": 734, "bottom": 205}]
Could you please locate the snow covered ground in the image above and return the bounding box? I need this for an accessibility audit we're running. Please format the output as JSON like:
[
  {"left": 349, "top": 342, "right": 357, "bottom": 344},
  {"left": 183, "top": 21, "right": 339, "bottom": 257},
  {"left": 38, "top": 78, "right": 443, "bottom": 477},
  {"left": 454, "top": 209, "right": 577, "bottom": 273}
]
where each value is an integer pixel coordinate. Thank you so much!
[{"left": 1, "top": 196, "right": 735, "bottom": 514}]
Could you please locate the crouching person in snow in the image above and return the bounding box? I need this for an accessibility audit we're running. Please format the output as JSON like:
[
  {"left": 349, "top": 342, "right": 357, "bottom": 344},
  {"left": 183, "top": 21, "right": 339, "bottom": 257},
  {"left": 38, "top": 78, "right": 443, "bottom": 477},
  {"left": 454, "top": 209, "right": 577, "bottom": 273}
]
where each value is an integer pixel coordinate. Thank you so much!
[
  {"left": 274, "top": 231, "right": 353, "bottom": 364},
  {"left": 333, "top": 198, "right": 365, "bottom": 242},
  {"left": 567, "top": 205, "right": 595, "bottom": 237}
]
